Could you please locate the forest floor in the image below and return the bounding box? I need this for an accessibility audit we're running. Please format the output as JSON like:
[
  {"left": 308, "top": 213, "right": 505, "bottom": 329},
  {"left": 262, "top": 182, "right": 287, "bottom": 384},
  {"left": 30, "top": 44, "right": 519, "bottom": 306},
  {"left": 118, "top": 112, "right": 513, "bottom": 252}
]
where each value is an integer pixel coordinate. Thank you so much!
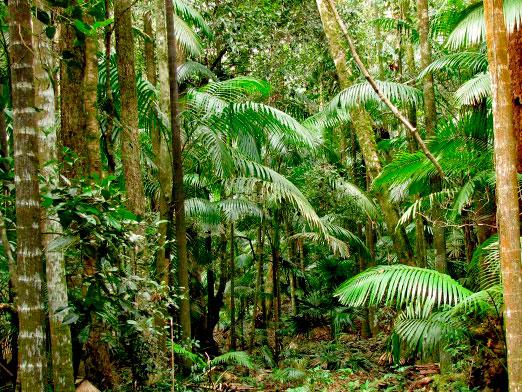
[{"left": 214, "top": 330, "right": 458, "bottom": 392}]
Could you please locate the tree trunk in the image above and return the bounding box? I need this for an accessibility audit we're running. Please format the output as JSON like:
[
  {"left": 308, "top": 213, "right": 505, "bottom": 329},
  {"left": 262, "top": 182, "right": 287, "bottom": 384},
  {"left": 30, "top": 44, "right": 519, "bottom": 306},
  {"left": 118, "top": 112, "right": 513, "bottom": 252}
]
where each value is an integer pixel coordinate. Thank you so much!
[
  {"left": 509, "top": 25, "right": 522, "bottom": 173},
  {"left": 229, "top": 223, "right": 236, "bottom": 350},
  {"left": 271, "top": 211, "right": 282, "bottom": 363},
  {"left": 144, "top": 8, "right": 170, "bottom": 284},
  {"left": 484, "top": 0, "right": 522, "bottom": 389},
  {"left": 9, "top": 0, "right": 48, "bottom": 388},
  {"left": 285, "top": 217, "right": 297, "bottom": 316},
  {"left": 59, "top": 13, "right": 87, "bottom": 178},
  {"left": 249, "top": 224, "right": 264, "bottom": 351},
  {"left": 417, "top": 0, "right": 447, "bottom": 274},
  {"left": 164, "top": 0, "right": 191, "bottom": 345},
  {"left": 315, "top": 0, "right": 414, "bottom": 263},
  {"left": 34, "top": 10, "right": 75, "bottom": 391},
  {"left": 83, "top": 16, "right": 102, "bottom": 178},
  {"left": 114, "top": 0, "right": 146, "bottom": 215}
]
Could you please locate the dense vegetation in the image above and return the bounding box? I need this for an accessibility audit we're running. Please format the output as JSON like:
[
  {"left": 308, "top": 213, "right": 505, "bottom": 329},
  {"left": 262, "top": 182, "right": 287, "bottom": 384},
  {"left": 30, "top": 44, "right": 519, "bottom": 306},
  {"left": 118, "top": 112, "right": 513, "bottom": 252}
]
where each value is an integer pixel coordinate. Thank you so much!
[{"left": 1, "top": 0, "right": 522, "bottom": 391}]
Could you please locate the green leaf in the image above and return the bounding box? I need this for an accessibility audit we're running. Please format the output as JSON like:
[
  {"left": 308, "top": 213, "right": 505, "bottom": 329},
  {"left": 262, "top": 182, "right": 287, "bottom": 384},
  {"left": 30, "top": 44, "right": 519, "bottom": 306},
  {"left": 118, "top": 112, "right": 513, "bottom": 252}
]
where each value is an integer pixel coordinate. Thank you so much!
[{"left": 47, "top": 235, "right": 80, "bottom": 252}]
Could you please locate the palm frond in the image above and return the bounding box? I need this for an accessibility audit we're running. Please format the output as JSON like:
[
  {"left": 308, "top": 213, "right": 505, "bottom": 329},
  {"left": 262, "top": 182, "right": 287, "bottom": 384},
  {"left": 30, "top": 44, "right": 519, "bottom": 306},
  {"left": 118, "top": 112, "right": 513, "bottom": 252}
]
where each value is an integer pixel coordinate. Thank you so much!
[
  {"left": 174, "top": 13, "right": 204, "bottom": 57},
  {"left": 418, "top": 51, "right": 488, "bottom": 79},
  {"left": 335, "top": 265, "right": 473, "bottom": 308},
  {"left": 329, "top": 80, "right": 423, "bottom": 111},
  {"left": 447, "top": 0, "right": 522, "bottom": 49},
  {"left": 174, "top": 0, "right": 213, "bottom": 39},
  {"left": 178, "top": 61, "right": 217, "bottom": 84},
  {"left": 455, "top": 72, "right": 491, "bottom": 106}
]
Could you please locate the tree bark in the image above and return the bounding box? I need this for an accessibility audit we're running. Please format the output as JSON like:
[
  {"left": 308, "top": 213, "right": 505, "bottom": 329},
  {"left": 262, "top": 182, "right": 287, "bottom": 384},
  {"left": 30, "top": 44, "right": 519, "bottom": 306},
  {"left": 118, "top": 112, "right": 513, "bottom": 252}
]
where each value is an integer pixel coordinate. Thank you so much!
[
  {"left": 484, "top": 0, "right": 522, "bottom": 389},
  {"left": 114, "top": 0, "right": 147, "bottom": 215},
  {"left": 508, "top": 25, "right": 522, "bottom": 173},
  {"left": 249, "top": 224, "right": 264, "bottom": 351},
  {"left": 8, "top": 1, "right": 48, "bottom": 388},
  {"left": 229, "top": 223, "right": 236, "bottom": 350},
  {"left": 144, "top": 8, "right": 171, "bottom": 284},
  {"left": 164, "top": 0, "right": 191, "bottom": 345},
  {"left": 59, "top": 14, "right": 87, "bottom": 178},
  {"left": 83, "top": 17, "right": 102, "bottom": 178},
  {"left": 34, "top": 10, "right": 75, "bottom": 390}
]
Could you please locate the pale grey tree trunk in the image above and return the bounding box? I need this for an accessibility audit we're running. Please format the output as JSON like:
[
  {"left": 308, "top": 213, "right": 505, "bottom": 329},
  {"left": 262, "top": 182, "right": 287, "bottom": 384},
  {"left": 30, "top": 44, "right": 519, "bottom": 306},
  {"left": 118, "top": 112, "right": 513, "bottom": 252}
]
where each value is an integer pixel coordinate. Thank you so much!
[
  {"left": 34, "top": 9, "right": 75, "bottom": 391},
  {"left": 9, "top": 0, "right": 47, "bottom": 389}
]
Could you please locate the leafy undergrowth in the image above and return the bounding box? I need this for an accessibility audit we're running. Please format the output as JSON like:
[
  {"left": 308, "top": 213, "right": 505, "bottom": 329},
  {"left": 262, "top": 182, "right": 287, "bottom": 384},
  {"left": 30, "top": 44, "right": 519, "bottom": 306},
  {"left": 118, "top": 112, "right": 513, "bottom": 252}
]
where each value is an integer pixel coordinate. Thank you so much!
[{"left": 210, "top": 331, "right": 476, "bottom": 392}]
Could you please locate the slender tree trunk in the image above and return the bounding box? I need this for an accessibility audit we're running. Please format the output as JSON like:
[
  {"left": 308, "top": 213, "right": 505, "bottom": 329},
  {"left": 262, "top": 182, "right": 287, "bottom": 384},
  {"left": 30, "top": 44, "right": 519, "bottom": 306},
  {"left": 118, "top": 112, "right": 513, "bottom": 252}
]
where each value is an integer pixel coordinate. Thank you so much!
[
  {"left": 34, "top": 11, "right": 75, "bottom": 391},
  {"left": 285, "top": 218, "right": 297, "bottom": 316},
  {"left": 417, "top": 0, "right": 447, "bottom": 274},
  {"left": 164, "top": 0, "right": 191, "bottom": 345},
  {"left": 508, "top": 26, "right": 522, "bottom": 173},
  {"left": 315, "top": 0, "right": 414, "bottom": 263},
  {"left": 229, "top": 223, "right": 236, "bottom": 350},
  {"left": 484, "top": 0, "right": 522, "bottom": 389},
  {"left": 271, "top": 211, "right": 282, "bottom": 363},
  {"left": 59, "top": 12, "right": 87, "bottom": 178},
  {"left": 9, "top": 1, "right": 48, "bottom": 388},
  {"left": 114, "top": 0, "right": 146, "bottom": 215},
  {"left": 144, "top": 8, "right": 170, "bottom": 284},
  {"left": 249, "top": 224, "right": 264, "bottom": 351},
  {"left": 83, "top": 17, "right": 102, "bottom": 178}
]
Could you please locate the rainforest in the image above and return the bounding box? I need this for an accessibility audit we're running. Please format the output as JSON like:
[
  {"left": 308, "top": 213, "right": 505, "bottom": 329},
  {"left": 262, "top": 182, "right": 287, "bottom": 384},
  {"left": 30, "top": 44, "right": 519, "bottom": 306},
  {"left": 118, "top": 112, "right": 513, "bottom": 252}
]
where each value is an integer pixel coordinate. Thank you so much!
[{"left": 1, "top": 0, "right": 522, "bottom": 391}]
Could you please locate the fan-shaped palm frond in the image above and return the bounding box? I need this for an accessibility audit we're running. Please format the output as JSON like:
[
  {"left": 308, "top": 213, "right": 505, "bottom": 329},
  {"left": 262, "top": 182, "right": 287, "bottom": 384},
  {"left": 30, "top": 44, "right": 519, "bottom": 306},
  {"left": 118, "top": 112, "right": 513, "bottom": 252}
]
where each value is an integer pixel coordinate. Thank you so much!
[
  {"left": 371, "top": 17, "right": 418, "bottom": 42},
  {"left": 329, "top": 80, "right": 423, "bottom": 111},
  {"left": 201, "top": 77, "right": 271, "bottom": 102},
  {"left": 335, "top": 265, "right": 473, "bottom": 308},
  {"left": 330, "top": 178, "right": 379, "bottom": 219},
  {"left": 219, "top": 198, "right": 262, "bottom": 221},
  {"left": 455, "top": 72, "right": 491, "bottom": 106},
  {"left": 447, "top": 0, "right": 522, "bottom": 49},
  {"left": 394, "top": 306, "right": 461, "bottom": 356},
  {"left": 178, "top": 61, "right": 217, "bottom": 84},
  {"left": 173, "top": 13, "right": 204, "bottom": 57},
  {"left": 174, "top": 0, "right": 213, "bottom": 39},
  {"left": 418, "top": 51, "right": 488, "bottom": 79},
  {"left": 185, "top": 198, "right": 221, "bottom": 225}
]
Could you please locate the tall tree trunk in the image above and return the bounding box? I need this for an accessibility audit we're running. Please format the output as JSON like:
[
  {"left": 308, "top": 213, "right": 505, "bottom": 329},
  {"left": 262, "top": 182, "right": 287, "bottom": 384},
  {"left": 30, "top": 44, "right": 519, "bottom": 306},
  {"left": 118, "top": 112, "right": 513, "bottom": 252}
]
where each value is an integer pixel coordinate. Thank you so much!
[
  {"left": 164, "top": 0, "right": 191, "bottom": 345},
  {"left": 315, "top": 0, "right": 414, "bottom": 263},
  {"left": 144, "top": 8, "right": 170, "bottom": 284},
  {"left": 509, "top": 25, "right": 522, "bottom": 173},
  {"left": 271, "top": 211, "right": 282, "bottom": 363},
  {"left": 114, "top": 0, "right": 146, "bottom": 215},
  {"left": 249, "top": 224, "right": 264, "bottom": 351},
  {"left": 83, "top": 17, "right": 102, "bottom": 178},
  {"left": 229, "top": 223, "right": 236, "bottom": 350},
  {"left": 417, "top": 0, "right": 447, "bottom": 273},
  {"left": 9, "top": 1, "right": 48, "bottom": 389},
  {"left": 484, "top": 0, "right": 522, "bottom": 389},
  {"left": 59, "top": 13, "right": 87, "bottom": 178},
  {"left": 285, "top": 217, "right": 297, "bottom": 316},
  {"left": 34, "top": 11, "right": 75, "bottom": 391}
]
